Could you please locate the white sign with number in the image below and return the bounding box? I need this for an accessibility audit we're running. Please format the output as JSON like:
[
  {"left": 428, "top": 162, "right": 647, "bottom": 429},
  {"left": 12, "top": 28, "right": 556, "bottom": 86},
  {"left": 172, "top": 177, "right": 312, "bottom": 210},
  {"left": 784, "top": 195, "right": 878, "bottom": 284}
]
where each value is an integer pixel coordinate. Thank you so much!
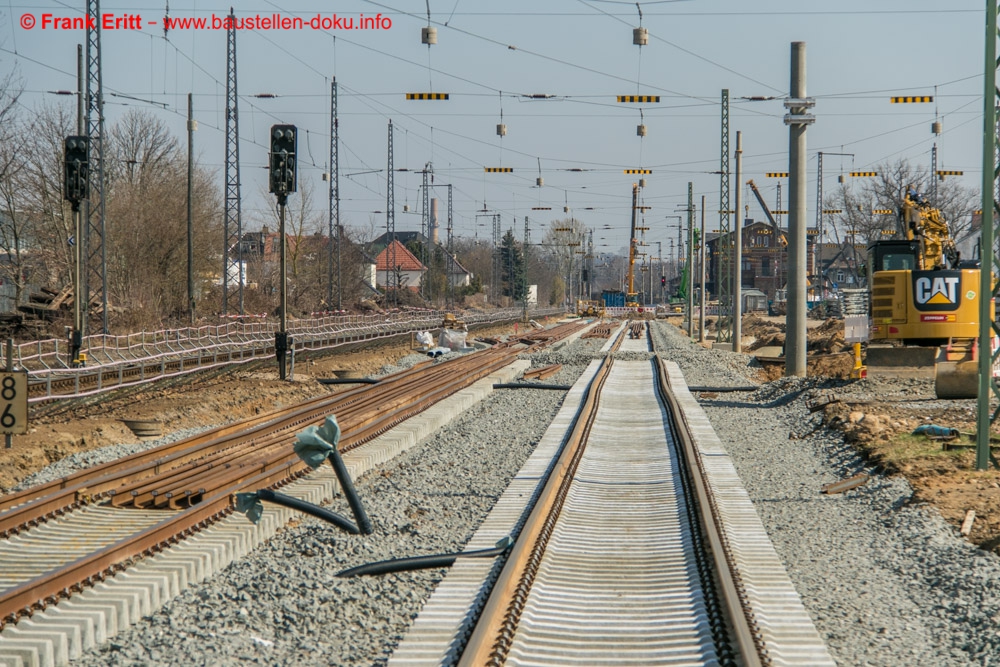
[{"left": 0, "top": 371, "right": 28, "bottom": 435}]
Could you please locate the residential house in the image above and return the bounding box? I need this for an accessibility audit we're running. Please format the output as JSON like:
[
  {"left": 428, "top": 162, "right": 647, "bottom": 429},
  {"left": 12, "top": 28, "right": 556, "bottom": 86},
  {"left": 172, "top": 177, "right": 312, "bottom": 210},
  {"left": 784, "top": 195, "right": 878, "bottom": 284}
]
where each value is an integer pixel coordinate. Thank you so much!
[
  {"left": 370, "top": 231, "right": 472, "bottom": 288},
  {"left": 374, "top": 240, "right": 426, "bottom": 290}
]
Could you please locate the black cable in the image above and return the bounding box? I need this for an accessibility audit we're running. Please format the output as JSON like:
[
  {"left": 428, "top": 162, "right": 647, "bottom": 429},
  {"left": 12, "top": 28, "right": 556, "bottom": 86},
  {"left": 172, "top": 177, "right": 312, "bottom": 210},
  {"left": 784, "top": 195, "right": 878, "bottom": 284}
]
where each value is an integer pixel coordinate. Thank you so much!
[
  {"left": 257, "top": 488, "right": 360, "bottom": 534},
  {"left": 337, "top": 537, "right": 513, "bottom": 577}
]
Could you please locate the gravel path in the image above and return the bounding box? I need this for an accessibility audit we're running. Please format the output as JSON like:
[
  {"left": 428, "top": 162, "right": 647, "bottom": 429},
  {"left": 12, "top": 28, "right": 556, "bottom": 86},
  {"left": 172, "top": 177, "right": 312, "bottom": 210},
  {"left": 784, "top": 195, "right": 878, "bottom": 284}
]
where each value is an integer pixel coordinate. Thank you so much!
[
  {"left": 650, "top": 320, "right": 1000, "bottom": 667},
  {"left": 72, "top": 338, "right": 606, "bottom": 666}
]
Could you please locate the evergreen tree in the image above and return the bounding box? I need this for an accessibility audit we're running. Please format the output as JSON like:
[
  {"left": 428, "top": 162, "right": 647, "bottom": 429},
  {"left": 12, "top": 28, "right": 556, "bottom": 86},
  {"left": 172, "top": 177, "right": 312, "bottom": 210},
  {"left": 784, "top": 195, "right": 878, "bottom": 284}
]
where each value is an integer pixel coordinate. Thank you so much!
[{"left": 499, "top": 229, "right": 526, "bottom": 300}]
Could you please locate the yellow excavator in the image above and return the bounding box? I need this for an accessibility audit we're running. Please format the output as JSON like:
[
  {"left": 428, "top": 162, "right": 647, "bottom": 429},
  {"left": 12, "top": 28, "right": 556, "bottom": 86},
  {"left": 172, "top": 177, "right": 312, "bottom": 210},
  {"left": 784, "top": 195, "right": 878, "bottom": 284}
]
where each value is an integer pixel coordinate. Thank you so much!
[{"left": 867, "top": 187, "right": 990, "bottom": 398}]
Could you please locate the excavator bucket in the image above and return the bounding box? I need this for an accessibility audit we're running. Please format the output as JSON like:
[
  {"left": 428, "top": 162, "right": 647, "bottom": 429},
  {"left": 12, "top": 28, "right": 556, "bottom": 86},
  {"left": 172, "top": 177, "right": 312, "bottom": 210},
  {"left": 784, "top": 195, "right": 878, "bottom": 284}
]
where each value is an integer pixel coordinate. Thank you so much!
[{"left": 934, "top": 341, "right": 979, "bottom": 400}]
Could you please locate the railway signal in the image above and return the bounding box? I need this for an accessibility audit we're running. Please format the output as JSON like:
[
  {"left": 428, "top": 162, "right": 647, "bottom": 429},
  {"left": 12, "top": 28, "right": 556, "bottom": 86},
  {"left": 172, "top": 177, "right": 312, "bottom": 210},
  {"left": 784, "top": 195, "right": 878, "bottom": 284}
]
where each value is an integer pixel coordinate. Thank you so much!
[
  {"left": 269, "top": 125, "right": 297, "bottom": 202},
  {"left": 269, "top": 124, "right": 297, "bottom": 380},
  {"left": 63, "top": 136, "right": 89, "bottom": 207},
  {"left": 63, "top": 136, "right": 89, "bottom": 368}
]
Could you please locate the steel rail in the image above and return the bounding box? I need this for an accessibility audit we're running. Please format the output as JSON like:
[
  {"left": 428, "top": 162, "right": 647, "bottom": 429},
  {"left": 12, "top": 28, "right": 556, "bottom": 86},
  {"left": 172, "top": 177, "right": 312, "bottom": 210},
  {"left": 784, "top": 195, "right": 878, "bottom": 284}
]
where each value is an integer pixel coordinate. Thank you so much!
[
  {"left": 0, "top": 320, "right": 588, "bottom": 627},
  {"left": 654, "top": 356, "right": 762, "bottom": 667},
  {"left": 458, "top": 326, "right": 625, "bottom": 666}
]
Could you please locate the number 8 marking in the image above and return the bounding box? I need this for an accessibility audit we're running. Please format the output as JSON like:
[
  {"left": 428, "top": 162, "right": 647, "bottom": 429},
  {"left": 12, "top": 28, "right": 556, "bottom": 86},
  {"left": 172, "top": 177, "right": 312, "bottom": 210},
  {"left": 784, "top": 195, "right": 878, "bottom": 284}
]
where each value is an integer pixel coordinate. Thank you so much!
[{"left": 1, "top": 376, "right": 15, "bottom": 401}]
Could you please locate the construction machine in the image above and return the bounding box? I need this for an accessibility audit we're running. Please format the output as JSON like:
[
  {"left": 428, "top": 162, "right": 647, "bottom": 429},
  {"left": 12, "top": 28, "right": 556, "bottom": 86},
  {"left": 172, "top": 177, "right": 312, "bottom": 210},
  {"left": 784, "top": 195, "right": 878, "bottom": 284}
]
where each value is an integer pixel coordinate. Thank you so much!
[{"left": 867, "top": 187, "right": 990, "bottom": 398}]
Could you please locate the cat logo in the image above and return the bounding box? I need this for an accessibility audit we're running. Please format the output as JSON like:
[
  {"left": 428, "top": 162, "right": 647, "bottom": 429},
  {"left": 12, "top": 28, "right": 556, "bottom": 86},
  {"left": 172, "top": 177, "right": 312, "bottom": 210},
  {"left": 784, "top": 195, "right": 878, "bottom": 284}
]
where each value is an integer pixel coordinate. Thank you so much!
[{"left": 912, "top": 271, "right": 962, "bottom": 311}]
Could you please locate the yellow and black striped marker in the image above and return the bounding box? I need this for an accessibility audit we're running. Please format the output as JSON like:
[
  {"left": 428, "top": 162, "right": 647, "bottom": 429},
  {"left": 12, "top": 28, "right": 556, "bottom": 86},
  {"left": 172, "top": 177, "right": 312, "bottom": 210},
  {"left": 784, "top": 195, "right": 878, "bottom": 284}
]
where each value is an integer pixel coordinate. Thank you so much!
[
  {"left": 406, "top": 93, "right": 449, "bottom": 100},
  {"left": 484, "top": 167, "right": 513, "bottom": 173},
  {"left": 890, "top": 96, "right": 933, "bottom": 103},
  {"left": 616, "top": 95, "right": 661, "bottom": 103}
]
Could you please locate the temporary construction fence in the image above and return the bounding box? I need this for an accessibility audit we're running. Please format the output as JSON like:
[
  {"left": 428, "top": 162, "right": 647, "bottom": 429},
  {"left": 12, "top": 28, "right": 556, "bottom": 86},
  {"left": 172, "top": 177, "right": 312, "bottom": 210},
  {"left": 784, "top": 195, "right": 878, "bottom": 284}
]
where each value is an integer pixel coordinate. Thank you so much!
[{"left": 18, "top": 307, "right": 562, "bottom": 404}]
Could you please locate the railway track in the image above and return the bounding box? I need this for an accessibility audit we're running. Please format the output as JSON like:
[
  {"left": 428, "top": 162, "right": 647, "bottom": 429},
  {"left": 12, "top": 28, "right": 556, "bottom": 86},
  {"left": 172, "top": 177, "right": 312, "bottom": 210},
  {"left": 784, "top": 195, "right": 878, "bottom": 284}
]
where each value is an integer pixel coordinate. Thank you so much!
[
  {"left": 22, "top": 308, "right": 563, "bottom": 409},
  {"left": 0, "top": 321, "right": 588, "bottom": 640},
  {"left": 391, "top": 320, "right": 835, "bottom": 666}
]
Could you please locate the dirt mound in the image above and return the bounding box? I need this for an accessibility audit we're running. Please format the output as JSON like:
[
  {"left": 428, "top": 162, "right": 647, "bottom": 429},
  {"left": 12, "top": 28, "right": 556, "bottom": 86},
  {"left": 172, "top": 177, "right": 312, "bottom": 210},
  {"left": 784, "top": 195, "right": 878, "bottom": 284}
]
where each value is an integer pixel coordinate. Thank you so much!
[
  {"left": 746, "top": 316, "right": 846, "bottom": 355},
  {"left": 808, "top": 318, "right": 846, "bottom": 354}
]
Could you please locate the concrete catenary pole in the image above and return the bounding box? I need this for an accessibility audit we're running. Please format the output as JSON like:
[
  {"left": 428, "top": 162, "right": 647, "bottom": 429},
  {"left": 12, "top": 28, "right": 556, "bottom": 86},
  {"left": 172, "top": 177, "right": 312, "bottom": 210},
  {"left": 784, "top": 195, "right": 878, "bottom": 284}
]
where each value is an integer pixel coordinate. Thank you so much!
[
  {"left": 785, "top": 42, "right": 814, "bottom": 377},
  {"left": 733, "top": 131, "right": 743, "bottom": 352}
]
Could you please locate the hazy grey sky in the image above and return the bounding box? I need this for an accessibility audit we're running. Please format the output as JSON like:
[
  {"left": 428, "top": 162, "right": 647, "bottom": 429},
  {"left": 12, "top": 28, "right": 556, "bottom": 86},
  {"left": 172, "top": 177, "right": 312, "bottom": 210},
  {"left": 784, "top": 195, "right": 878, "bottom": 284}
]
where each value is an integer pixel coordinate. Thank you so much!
[{"left": 2, "top": 1, "right": 983, "bottom": 256}]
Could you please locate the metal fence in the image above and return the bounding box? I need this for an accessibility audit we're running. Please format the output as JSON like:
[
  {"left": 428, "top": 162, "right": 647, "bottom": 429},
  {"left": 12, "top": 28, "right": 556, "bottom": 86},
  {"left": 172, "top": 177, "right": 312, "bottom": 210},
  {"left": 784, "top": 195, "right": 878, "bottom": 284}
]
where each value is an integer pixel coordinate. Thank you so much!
[{"left": 20, "top": 307, "right": 564, "bottom": 404}]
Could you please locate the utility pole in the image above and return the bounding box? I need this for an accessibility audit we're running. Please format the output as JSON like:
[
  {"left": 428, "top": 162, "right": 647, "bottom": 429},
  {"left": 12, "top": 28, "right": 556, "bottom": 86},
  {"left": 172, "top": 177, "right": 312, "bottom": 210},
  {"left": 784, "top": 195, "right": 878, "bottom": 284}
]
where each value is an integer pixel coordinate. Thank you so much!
[
  {"left": 84, "top": 0, "right": 107, "bottom": 335},
  {"left": 815, "top": 151, "right": 853, "bottom": 299},
  {"left": 733, "top": 131, "right": 743, "bottom": 352},
  {"left": 687, "top": 182, "right": 694, "bottom": 337},
  {"left": 223, "top": 8, "right": 243, "bottom": 316},
  {"left": 627, "top": 183, "right": 639, "bottom": 306},
  {"left": 329, "top": 78, "right": 341, "bottom": 311},
  {"left": 700, "top": 195, "right": 706, "bottom": 342},
  {"left": 386, "top": 119, "right": 396, "bottom": 304},
  {"left": 71, "top": 45, "right": 84, "bottom": 364},
  {"left": 776, "top": 182, "right": 784, "bottom": 296},
  {"left": 976, "top": 1, "right": 999, "bottom": 471},
  {"left": 717, "top": 89, "right": 732, "bottom": 344},
  {"left": 785, "top": 42, "right": 814, "bottom": 377},
  {"left": 447, "top": 184, "right": 454, "bottom": 308},
  {"left": 493, "top": 214, "right": 502, "bottom": 304},
  {"left": 420, "top": 162, "right": 433, "bottom": 298},
  {"left": 522, "top": 216, "right": 530, "bottom": 321},
  {"left": 187, "top": 93, "right": 196, "bottom": 325}
]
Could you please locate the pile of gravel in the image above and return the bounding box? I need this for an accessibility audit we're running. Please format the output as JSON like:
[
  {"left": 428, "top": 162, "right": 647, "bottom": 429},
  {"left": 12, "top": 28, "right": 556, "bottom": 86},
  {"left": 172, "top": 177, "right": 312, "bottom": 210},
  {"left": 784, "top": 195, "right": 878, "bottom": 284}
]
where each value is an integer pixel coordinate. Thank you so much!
[
  {"left": 74, "top": 343, "right": 595, "bottom": 666},
  {"left": 650, "top": 320, "right": 1000, "bottom": 667}
]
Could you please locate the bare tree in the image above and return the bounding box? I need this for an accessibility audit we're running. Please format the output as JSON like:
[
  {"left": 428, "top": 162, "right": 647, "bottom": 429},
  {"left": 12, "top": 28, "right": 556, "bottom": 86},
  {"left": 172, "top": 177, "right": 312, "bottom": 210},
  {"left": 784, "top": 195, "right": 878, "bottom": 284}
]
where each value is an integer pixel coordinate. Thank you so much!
[
  {"left": 825, "top": 158, "right": 979, "bottom": 250},
  {"left": 101, "top": 110, "right": 221, "bottom": 327}
]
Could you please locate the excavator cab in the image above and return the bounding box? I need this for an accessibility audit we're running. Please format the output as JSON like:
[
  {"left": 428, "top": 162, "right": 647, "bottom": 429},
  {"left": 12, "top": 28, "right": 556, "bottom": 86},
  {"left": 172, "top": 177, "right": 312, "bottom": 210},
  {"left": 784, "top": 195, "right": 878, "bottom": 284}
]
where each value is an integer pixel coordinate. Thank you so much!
[{"left": 867, "top": 235, "right": 986, "bottom": 398}]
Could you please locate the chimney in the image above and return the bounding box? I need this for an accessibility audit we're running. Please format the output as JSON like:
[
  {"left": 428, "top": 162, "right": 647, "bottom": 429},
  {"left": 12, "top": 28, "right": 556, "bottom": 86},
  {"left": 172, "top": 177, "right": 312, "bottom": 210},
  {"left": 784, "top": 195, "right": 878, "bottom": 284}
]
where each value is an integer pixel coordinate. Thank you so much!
[{"left": 430, "top": 198, "right": 439, "bottom": 244}]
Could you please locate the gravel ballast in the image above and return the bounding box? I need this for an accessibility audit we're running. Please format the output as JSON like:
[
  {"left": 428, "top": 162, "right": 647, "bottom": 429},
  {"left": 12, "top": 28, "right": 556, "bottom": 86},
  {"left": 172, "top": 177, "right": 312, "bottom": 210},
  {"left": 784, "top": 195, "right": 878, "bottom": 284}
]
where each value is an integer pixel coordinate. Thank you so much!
[
  {"left": 58, "top": 323, "right": 1000, "bottom": 666},
  {"left": 72, "top": 339, "right": 605, "bottom": 666},
  {"left": 650, "top": 321, "right": 1000, "bottom": 667}
]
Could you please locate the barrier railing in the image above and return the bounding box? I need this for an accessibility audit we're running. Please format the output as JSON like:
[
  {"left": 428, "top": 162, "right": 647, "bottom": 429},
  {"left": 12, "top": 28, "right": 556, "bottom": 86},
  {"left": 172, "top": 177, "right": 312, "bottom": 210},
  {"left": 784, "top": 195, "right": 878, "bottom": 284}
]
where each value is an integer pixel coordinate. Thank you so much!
[{"left": 21, "top": 307, "right": 564, "bottom": 404}]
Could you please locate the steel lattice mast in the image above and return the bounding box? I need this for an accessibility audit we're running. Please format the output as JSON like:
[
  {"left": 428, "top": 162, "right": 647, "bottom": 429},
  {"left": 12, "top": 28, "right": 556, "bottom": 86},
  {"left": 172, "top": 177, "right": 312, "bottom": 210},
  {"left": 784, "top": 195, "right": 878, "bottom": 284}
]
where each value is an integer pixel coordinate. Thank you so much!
[
  {"left": 84, "top": 0, "right": 107, "bottom": 334},
  {"left": 976, "top": 0, "right": 1000, "bottom": 470},
  {"left": 223, "top": 8, "right": 243, "bottom": 315},
  {"left": 447, "top": 184, "right": 454, "bottom": 308},
  {"left": 329, "top": 78, "right": 341, "bottom": 310},
  {"left": 420, "top": 162, "right": 432, "bottom": 298},
  {"left": 386, "top": 119, "right": 396, "bottom": 302},
  {"left": 716, "top": 89, "right": 732, "bottom": 343}
]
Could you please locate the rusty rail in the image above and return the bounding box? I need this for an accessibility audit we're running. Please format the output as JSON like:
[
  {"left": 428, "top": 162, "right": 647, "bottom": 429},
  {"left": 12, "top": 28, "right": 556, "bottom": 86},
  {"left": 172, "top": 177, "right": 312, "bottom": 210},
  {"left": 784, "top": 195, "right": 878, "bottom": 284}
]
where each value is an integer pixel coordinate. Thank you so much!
[{"left": 0, "top": 320, "right": 589, "bottom": 626}]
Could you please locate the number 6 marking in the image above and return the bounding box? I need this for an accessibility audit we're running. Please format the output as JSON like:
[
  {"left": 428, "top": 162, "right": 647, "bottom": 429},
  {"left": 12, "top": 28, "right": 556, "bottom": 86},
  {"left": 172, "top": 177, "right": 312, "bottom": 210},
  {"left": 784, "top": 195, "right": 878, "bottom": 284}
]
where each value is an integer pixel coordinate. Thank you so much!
[{"left": 1, "top": 404, "right": 15, "bottom": 428}]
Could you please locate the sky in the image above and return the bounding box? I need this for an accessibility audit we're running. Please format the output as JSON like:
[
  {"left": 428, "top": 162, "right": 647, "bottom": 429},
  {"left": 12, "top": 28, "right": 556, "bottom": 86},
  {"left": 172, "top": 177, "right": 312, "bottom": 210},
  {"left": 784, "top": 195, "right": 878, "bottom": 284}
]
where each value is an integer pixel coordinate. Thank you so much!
[{"left": 0, "top": 1, "right": 987, "bottom": 265}]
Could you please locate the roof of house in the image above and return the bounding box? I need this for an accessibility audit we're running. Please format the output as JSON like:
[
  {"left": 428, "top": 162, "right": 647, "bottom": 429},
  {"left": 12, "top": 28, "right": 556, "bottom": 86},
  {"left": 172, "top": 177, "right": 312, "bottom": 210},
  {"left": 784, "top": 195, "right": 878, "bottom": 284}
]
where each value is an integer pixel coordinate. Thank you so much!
[{"left": 374, "top": 240, "right": 426, "bottom": 272}]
